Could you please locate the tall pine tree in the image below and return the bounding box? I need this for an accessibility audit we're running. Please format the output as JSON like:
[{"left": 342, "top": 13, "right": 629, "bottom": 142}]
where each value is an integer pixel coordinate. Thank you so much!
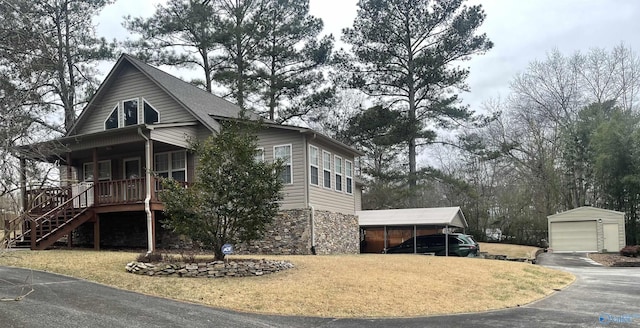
[
  {"left": 342, "top": 0, "right": 492, "bottom": 198},
  {"left": 254, "top": 0, "right": 334, "bottom": 123}
]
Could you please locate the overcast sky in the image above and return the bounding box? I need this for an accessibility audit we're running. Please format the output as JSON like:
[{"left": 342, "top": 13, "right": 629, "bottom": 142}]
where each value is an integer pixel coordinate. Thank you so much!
[{"left": 96, "top": 0, "right": 640, "bottom": 113}]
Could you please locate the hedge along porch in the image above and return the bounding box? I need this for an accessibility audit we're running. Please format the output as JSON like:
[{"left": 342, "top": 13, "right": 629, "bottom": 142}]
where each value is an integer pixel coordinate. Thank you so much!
[
  {"left": 357, "top": 207, "right": 468, "bottom": 254},
  {"left": 547, "top": 207, "right": 626, "bottom": 253}
]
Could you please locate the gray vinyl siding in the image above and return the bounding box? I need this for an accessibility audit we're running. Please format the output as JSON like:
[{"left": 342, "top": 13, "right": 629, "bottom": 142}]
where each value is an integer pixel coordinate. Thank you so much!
[
  {"left": 256, "top": 128, "right": 306, "bottom": 210},
  {"left": 308, "top": 139, "right": 356, "bottom": 215},
  {"left": 150, "top": 126, "right": 199, "bottom": 148},
  {"left": 76, "top": 63, "right": 194, "bottom": 135},
  {"left": 354, "top": 186, "right": 362, "bottom": 212}
]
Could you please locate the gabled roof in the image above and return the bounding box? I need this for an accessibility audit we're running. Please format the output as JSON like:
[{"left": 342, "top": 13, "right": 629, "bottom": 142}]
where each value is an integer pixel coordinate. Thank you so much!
[
  {"left": 68, "top": 54, "right": 260, "bottom": 136},
  {"left": 357, "top": 207, "right": 468, "bottom": 228},
  {"left": 547, "top": 206, "right": 625, "bottom": 219}
]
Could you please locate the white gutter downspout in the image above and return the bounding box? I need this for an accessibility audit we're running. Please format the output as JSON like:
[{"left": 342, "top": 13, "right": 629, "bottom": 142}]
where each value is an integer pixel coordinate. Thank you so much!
[
  {"left": 304, "top": 133, "right": 316, "bottom": 255},
  {"left": 138, "top": 127, "right": 154, "bottom": 253}
]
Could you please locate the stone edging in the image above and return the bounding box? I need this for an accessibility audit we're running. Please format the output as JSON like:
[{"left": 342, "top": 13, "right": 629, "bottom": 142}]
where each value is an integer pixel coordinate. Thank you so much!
[{"left": 125, "top": 259, "right": 294, "bottom": 278}]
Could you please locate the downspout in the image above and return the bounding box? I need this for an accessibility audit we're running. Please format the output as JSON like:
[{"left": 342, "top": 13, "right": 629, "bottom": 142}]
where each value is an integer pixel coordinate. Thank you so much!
[
  {"left": 303, "top": 134, "right": 316, "bottom": 255},
  {"left": 309, "top": 204, "right": 316, "bottom": 255},
  {"left": 138, "top": 127, "right": 154, "bottom": 253}
]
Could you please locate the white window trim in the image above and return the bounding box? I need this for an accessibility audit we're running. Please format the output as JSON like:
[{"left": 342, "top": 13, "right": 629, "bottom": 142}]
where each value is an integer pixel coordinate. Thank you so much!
[
  {"left": 274, "top": 144, "right": 293, "bottom": 185},
  {"left": 154, "top": 150, "right": 188, "bottom": 182},
  {"left": 309, "top": 145, "right": 319, "bottom": 186},
  {"left": 254, "top": 147, "right": 264, "bottom": 162},
  {"left": 104, "top": 104, "right": 119, "bottom": 130},
  {"left": 334, "top": 155, "right": 343, "bottom": 192},
  {"left": 123, "top": 157, "right": 142, "bottom": 179},
  {"left": 142, "top": 97, "right": 161, "bottom": 124},
  {"left": 322, "top": 150, "right": 331, "bottom": 189},
  {"left": 83, "top": 160, "right": 112, "bottom": 181},
  {"left": 122, "top": 97, "right": 140, "bottom": 126},
  {"left": 345, "top": 159, "right": 353, "bottom": 195}
]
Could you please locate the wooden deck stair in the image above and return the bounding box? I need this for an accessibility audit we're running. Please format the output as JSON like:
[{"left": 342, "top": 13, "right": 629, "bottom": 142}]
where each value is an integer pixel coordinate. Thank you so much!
[{"left": 3, "top": 186, "right": 95, "bottom": 250}]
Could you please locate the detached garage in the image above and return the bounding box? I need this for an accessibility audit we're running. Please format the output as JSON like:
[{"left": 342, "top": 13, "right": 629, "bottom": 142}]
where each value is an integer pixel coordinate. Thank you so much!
[{"left": 548, "top": 207, "right": 625, "bottom": 253}]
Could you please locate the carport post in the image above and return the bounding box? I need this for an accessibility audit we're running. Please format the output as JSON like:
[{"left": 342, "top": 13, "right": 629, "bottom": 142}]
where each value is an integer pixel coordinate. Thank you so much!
[
  {"left": 384, "top": 226, "right": 387, "bottom": 250},
  {"left": 445, "top": 224, "right": 449, "bottom": 257},
  {"left": 413, "top": 225, "right": 417, "bottom": 254}
]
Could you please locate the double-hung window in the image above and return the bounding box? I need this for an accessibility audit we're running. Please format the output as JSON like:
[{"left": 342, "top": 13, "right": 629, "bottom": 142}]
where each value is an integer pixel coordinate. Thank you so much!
[
  {"left": 274, "top": 145, "right": 292, "bottom": 184},
  {"left": 345, "top": 160, "right": 353, "bottom": 194},
  {"left": 335, "top": 155, "right": 343, "bottom": 192},
  {"left": 83, "top": 160, "right": 112, "bottom": 182},
  {"left": 155, "top": 151, "right": 187, "bottom": 182},
  {"left": 322, "top": 151, "right": 331, "bottom": 189},
  {"left": 309, "top": 145, "right": 319, "bottom": 186}
]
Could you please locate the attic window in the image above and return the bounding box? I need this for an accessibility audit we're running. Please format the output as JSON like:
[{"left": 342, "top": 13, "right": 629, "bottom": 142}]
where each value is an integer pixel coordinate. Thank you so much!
[
  {"left": 143, "top": 100, "right": 159, "bottom": 124},
  {"left": 124, "top": 99, "right": 138, "bottom": 126},
  {"left": 105, "top": 105, "right": 118, "bottom": 130}
]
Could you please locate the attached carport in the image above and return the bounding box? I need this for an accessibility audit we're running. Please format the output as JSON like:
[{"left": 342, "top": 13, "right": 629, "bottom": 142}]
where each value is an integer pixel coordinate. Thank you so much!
[
  {"left": 357, "top": 207, "right": 468, "bottom": 253},
  {"left": 547, "top": 207, "right": 625, "bottom": 253}
]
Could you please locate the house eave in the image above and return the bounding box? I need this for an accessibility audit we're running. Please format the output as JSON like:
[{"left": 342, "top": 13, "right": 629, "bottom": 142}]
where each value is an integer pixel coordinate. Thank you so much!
[{"left": 18, "top": 125, "right": 152, "bottom": 161}]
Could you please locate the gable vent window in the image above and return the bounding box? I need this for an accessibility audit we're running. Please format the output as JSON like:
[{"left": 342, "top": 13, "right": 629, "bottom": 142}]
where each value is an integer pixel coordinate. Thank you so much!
[
  {"left": 124, "top": 99, "right": 139, "bottom": 126},
  {"left": 105, "top": 105, "right": 118, "bottom": 130},
  {"left": 144, "top": 99, "right": 159, "bottom": 124}
]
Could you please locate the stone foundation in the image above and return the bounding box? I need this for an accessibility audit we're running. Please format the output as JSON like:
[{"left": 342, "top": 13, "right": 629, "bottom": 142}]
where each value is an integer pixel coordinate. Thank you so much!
[
  {"left": 236, "top": 208, "right": 359, "bottom": 255},
  {"left": 72, "top": 208, "right": 360, "bottom": 255},
  {"left": 312, "top": 210, "right": 359, "bottom": 255},
  {"left": 236, "top": 209, "right": 312, "bottom": 255}
]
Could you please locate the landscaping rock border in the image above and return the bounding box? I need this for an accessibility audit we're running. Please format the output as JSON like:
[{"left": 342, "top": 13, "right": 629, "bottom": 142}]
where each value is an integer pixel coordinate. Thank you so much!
[{"left": 125, "top": 259, "right": 294, "bottom": 278}]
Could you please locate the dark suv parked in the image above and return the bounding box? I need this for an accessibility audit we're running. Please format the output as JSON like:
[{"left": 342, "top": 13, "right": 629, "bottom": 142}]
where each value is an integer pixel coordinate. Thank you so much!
[{"left": 383, "top": 233, "right": 479, "bottom": 257}]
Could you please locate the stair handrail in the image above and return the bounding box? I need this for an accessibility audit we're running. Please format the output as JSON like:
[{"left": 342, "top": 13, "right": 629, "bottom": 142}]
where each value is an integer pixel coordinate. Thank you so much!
[
  {"left": 4, "top": 185, "right": 94, "bottom": 248},
  {"left": 31, "top": 185, "right": 94, "bottom": 247},
  {"left": 32, "top": 184, "right": 94, "bottom": 223}
]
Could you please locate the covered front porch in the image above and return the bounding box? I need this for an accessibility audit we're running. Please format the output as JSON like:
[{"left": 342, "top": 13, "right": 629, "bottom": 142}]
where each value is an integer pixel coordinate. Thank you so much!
[{"left": 10, "top": 125, "right": 195, "bottom": 251}]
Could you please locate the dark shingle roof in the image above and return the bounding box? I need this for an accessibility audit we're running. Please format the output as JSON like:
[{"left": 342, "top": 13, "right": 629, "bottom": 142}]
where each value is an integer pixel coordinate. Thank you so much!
[{"left": 123, "top": 54, "right": 263, "bottom": 128}]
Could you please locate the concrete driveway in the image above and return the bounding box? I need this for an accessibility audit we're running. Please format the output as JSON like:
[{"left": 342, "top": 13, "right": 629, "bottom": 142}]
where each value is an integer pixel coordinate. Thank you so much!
[{"left": 1, "top": 253, "right": 639, "bottom": 327}]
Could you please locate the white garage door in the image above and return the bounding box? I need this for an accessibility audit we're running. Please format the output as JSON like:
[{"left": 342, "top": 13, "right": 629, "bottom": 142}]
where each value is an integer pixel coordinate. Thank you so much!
[{"left": 550, "top": 221, "right": 597, "bottom": 252}]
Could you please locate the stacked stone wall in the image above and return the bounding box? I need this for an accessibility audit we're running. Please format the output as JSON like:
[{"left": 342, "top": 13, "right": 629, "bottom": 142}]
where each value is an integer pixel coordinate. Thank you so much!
[
  {"left": 236, "top": 209, "right": 313, "bottom": 255},
  {"left": 313, "top": 210, "right": 359, "bottom": 254}
]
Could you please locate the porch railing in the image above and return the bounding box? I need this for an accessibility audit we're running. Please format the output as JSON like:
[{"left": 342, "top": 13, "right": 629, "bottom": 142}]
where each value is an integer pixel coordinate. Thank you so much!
[{"left": 95, "top": 178, "right": 146, "bottom": 204}]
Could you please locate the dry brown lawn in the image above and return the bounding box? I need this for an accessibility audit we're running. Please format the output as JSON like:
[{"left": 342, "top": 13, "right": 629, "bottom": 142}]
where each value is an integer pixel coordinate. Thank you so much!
[
  {"left": 479, "top": 243, "right": 540, "bottom": 259},
  {"left": 0, "top": 250, "right": 573, "bottom": 318}
]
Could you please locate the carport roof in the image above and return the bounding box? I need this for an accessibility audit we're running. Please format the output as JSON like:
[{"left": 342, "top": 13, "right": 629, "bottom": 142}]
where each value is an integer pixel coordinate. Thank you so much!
[{"left": 357, "top": 207, "right": 468, "bottom": 228}]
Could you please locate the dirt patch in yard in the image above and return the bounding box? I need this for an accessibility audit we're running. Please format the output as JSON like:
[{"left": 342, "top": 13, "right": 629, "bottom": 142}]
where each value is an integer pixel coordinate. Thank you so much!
[{"left": 588, "top": 253, "right": 640, "bottom": 267}]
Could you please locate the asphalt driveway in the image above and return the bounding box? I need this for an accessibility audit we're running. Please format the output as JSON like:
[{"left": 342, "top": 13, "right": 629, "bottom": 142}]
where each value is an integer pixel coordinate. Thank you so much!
[{"left": 1, "top": 252, "right": 639, "bottom": 328}]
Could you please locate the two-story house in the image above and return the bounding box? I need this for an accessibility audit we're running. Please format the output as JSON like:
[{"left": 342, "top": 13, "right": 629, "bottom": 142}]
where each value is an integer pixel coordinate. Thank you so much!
[{"left": 6, "top": 54, "right": 362, "bottom": 255}]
